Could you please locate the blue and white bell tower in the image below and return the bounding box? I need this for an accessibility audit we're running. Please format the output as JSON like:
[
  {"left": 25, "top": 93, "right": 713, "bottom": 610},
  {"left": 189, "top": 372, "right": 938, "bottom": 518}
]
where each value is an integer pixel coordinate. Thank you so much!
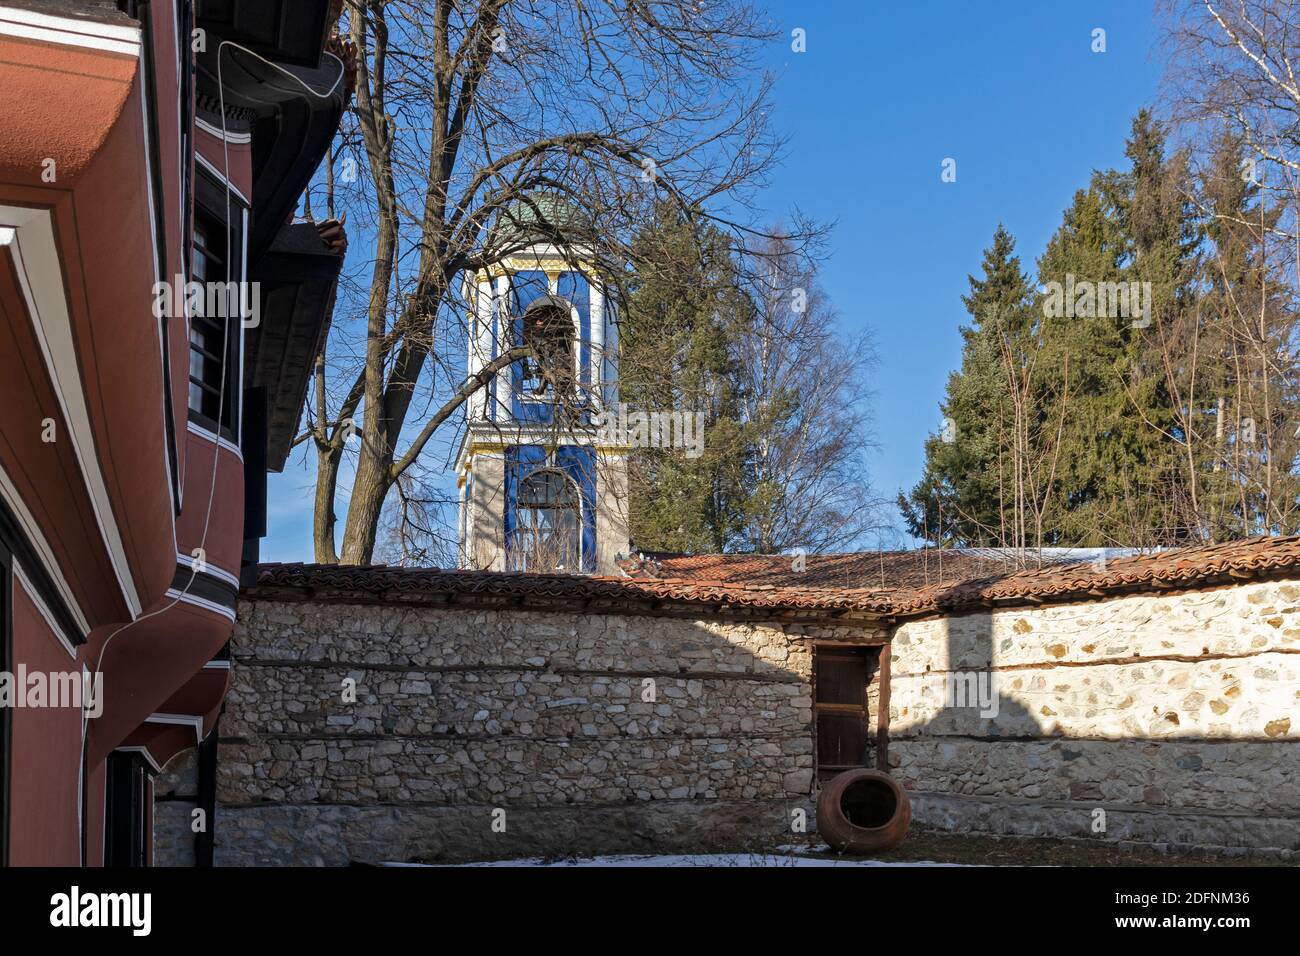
[{"left": 455, "top": 207, "right": 628, "bottom": 574}]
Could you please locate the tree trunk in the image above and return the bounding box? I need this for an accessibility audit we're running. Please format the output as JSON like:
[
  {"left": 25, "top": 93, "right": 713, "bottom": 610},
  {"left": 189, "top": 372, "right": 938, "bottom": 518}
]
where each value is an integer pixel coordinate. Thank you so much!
[
  {"left": 313, "top": 442, "right": 343, "bottom": 563},
  {"left": 339, "top": 448, "right": 392, "bottom": 564}
]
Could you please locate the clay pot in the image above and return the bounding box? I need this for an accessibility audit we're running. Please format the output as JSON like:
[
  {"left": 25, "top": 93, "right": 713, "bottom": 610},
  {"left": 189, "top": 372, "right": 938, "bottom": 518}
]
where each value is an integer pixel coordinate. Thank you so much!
[{"left": 817, "top": 769, "right": 911, "bottom": 853}]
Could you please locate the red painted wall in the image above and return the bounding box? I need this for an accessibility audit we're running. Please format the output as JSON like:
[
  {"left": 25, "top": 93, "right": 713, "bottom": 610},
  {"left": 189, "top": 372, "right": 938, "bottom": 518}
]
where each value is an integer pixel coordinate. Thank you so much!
[
  {"left": 6, "top": 576, "right": 84, "bottom": 866},
  {"left": 84, "top": 759, "right": 106, "bottom": 867}
]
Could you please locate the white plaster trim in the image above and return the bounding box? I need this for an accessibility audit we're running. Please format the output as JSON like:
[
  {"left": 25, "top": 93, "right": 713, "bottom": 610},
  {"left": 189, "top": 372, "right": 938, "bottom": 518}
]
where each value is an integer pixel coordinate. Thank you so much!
[
  {"left": 589, "top": 278, "right": 604, "bottom": 408},
  {"left": 494, "top": 274, "right": 512, "bottom": 422},
  {"left": 0, "top": 208, "right": 143, "bottom": 617},
  {"left": 173, "top": 0, "right": 182, "bottom": 226},
  {"left": 145, "top": 712, "right": 203, "bottom": 745},
  {"left": 114, "top": 745, "right": 162, "bottom": 774},
  {"left": 79, "top": 664, "right": 88, "bottom": 866},
  {"left": 175, "top": 551, "right": 239, "bottom": 589},
  {"left": 186, "top": 419, "right": 244, "bottom": 461},
  {"left": 0, "top": 6, "right": 141, "bottom": 56},
  {"left": 195, "top": 152, "right": 251, "bottom": 206},
  {"left": 164, "top": 587, "right": 236, "bottom": 622},
  {"left": 12, "top": 559, "right": 78, "bottom": 659},
  {"left": 195, "top": 116, "right": 251, "bottom": 144},
  {"left": 136, "top": 24, "right": 181, "bottom": 547},
  {"left": 237, "top": 206, "right": 248, "bottom": 446},
  {"left": 0, "top": 460, "right": 90, "bottom": 637}
]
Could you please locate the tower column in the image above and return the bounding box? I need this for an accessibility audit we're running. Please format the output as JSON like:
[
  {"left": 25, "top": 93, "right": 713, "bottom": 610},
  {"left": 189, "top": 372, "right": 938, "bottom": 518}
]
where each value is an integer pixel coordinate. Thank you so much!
[
  {"left": 590, "top": 277, "right": 604, "bottom": 410},
  {"left": 493, "top": 274, "right": 512, "bottom": 422}
]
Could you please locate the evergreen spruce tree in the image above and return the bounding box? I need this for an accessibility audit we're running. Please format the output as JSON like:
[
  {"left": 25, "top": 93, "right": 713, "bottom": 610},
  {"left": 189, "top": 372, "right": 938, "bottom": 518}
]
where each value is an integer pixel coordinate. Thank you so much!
[
  {"left": 1033, "top": 180, "right": 1134, "bottom": 544},
  {"left": 900, "top": 225, "right": 1035, "bottom": 545},
  {"left": 620, "top": 204, "right": 750, "bottom": 553}
]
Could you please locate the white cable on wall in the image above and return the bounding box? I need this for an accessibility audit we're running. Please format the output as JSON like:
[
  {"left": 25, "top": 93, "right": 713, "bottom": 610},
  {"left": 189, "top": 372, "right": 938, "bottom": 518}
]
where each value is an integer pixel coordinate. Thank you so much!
[{"left": 80, "top": 31, "right": 346, "bottom": 856}]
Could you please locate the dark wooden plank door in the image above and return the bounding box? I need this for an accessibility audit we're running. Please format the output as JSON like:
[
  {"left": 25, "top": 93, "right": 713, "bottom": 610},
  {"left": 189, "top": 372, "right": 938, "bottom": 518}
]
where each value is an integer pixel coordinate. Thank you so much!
[{"left": 815, "top": 649, "right": 870, "bottom": 776}]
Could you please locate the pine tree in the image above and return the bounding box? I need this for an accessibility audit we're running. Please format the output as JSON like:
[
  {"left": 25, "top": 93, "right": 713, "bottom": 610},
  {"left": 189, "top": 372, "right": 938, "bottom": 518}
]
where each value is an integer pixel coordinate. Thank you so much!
[
  {"left": 1033, "top": 180, "right": 1136, "bottom": 545},
  {"left": 900, "top": 225, "right": 1036, "bottom": 546},
  {"left": 621, "top": 204, "right": 750, "bottom": 553},
  {"left": 905, "top": 112, "right": 1218, "bottom": 548},
  {"left": 622, "top": 210, "right": 880, "bottom": 555}
]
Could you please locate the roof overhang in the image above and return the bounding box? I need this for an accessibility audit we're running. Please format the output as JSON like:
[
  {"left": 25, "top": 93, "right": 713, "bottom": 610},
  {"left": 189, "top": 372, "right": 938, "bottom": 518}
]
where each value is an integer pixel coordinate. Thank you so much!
[
  {"left": 245, "top": 221, "right": 343, "bottom": 471},
  {"left": 0, "top": 19, "right": 180, "bottom": 627},
  {"left": 195, "top": 0, "right": 334, "bottom": 68},
  {"left": 194, "top": 2, "right": 345, "bottom": 261}
]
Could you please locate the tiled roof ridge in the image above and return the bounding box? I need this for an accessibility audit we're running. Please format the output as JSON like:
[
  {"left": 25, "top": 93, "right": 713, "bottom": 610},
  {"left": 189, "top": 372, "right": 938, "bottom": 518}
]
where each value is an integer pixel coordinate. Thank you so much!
[{"left": 251, "top": 535, "right": 1300, "bottom": 619}]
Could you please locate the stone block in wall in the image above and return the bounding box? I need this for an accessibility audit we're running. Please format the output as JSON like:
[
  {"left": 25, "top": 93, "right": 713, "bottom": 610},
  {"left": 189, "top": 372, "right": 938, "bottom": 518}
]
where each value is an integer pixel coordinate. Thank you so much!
[
  {"left": 908, "top": 791, "right": 1297, "bottom": 858},
  {"left": 212, "top": 798, "right": 815, "bottom": 866},
  {"left": 153, "top": 800, "right": 198, "bottom": 866},
  {"left": 232, "top": 602, "right": 813, "bottom": 681},
  {"left": 889, "top": 652, "right": 1298, "bottom": 740},
  {"left": 890, "top": 737, "right": 1300, "bottom": 816},
  {"left": 891, "top": 581, "right": 1300, "bottom": 675},
  {"left": 217, "top": 734, "right": 814, "bottom": 806},
  {"left": 222, "top": 665, "right": 810, "bottom": 741},
  {"left": 884, "top": 577, "right": 1300, "bottom": 856}
]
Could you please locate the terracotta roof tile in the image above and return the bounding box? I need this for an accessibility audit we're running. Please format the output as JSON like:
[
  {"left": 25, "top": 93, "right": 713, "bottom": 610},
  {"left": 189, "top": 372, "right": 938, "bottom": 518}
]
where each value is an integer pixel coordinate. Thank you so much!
[
  {"left": 251, "top": 536, "right": 1300, "bottom": 620},
  {"left": 619, "top": 549, "right": 1039, "bottom": 590},
  {"left": 251, "top": 562, "right": 896, "bottom": 617}
]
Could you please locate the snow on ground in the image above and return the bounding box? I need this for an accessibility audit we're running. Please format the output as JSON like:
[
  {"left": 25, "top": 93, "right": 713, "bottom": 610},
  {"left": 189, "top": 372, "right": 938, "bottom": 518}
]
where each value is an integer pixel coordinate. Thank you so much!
[
  {"left": 458, "top": 854, "right": 964, "bottom": 867},
  {"left": 388, "top": 848, "right": 972, "bottom": 867}
]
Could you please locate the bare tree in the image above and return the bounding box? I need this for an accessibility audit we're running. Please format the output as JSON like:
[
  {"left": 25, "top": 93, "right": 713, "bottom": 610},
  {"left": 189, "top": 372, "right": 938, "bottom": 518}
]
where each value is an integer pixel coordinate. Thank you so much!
[
  {"left": 731, "top": 234, "right": 884, "bottom": 553},
  {"left": 1160, "top": 1, "right": 1300, "bottom": 537},
  {"left": 300, "top": 0, "right": 798, "bottom": 564},
  {"left": 993, "top": 314, "right": 1070, "bottom": 556}
]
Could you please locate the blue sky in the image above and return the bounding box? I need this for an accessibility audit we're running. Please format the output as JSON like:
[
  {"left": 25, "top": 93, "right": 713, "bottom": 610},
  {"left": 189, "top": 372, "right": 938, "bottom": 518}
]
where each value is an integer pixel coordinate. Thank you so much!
[
  {"left": 263, "top": 1, "right": 1166, "bottom": 563},
  {"left": 758, "top": 0, "right": 1165, "bottom": 529}
]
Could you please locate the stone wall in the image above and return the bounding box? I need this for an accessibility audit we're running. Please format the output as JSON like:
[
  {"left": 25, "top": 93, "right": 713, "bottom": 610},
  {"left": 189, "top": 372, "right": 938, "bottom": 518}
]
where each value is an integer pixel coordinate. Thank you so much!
[
  {"left": 153, "top": 753, "right": 199, "bottom": 867},
  {"left": 154, "top": 572, "right": 1299, "bottom": 864},
  {"left": 209, "top": 598, "right": 880, "bottom": 865},
  {"left": 888, "top": 579, "right": 1300, "bottom": 857}
]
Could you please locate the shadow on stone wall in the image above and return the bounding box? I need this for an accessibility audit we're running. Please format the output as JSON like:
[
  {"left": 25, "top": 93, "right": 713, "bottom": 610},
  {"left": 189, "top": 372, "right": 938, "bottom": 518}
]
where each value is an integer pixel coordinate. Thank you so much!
[
  {"left": 200, "top": 600, "right": 845, "bottom": 866},
  {"left": 889, "top": 574, "right": 1300, "bottom": 858}
]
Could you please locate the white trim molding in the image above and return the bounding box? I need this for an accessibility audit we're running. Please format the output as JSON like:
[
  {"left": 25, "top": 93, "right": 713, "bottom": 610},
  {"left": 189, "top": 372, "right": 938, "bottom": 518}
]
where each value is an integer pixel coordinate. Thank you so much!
[
  {"left": 164, "top": 587, "right": 236, "bottom": 622},
  {"left": 0, "top": 207, "right": 145, "bottom": 618},
  {"left": 195, "top": 152, "right": 251, "bottom": 206},
  {"left": 12, "top": 559, "right": 78, "bottom": 659},
  {"left": 175, "top": 551, "right": 240, "bottom": 589},
  {"left": 0, "top": 5, "right": 142, "bottom": 57},
  {"left": 195, "top": 116, "right": 251, "bottom": 144},
  {"left": 113, "top": 745, "right": 162, "bottom": 774},
  {"left": 145, "top": 712, "right": 203, "bottom": 746},
  {"left": 186, "top": 419, "right": 244, "bottom": 461},
  {"left": 0, "top": 459, "right": 91, "bottom": 638}
]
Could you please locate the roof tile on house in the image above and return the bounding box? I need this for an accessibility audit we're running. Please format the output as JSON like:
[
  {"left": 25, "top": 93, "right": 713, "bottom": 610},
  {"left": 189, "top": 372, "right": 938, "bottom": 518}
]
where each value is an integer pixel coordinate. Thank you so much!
[
  {"left": 251, "top": 536, "right": 1300, "bottom": 620},
  {"left": 617, "top": 549, "right": 1040, "bottom": 591},
  {"left": 250, "top": 562, "right": 896, "bottom": 618},
  {"left": 893, "top": 535, "right": 1300, "bottom": 616}
]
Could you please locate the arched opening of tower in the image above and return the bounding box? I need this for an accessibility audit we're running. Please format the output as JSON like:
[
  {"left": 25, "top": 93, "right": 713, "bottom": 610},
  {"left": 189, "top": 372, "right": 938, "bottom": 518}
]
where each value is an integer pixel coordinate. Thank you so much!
[
  {"left": 509, "top": 468, "right": 582, "bottom": 572},
  {"left": 519, "top": 299, "right": 577, "bottom": 404}
]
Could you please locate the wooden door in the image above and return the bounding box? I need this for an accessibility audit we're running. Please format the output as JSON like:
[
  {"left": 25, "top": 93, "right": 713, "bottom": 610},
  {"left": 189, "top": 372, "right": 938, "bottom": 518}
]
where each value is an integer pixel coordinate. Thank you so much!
[{"left": 815, "top": 648, "right": 871, "bottom": 777}]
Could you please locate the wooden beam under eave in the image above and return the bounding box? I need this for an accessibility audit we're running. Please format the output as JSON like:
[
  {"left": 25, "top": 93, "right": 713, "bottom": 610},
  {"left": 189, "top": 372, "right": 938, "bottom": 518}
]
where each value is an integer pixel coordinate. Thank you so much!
[{"left": 875, "top": 644, "right": 891, "bottom": 771}]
